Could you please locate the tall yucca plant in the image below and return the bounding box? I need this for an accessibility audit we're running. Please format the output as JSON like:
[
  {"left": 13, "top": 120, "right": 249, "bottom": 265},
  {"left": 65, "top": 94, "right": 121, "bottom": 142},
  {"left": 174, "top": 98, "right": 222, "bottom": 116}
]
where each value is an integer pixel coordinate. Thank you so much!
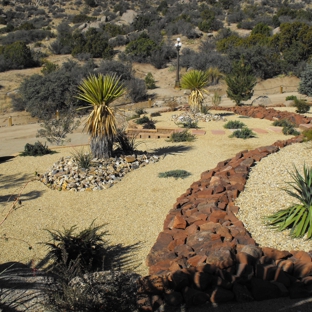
[
  {"left": 180, "top": 69, "right": 210, "bottom": 113},
  {"left": 76, "top": 73, "right": 124, "bottom": 158},
  {"left": 266, "top": 164, "right": 312, "bottom": 239}
]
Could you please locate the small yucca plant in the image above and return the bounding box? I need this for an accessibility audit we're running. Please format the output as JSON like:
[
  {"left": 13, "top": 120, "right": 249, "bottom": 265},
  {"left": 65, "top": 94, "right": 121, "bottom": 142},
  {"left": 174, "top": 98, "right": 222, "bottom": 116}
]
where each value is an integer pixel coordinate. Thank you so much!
[{"left": 266, "top": 164, "right": 312, "bottom": 239}]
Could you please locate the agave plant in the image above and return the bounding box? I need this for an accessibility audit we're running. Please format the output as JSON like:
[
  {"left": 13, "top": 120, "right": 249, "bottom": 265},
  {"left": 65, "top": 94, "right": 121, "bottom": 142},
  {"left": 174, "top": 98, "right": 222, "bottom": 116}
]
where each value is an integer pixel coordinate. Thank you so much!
[
  {"left": 266, "top": 164, "right": 312, "bottom": 239},
  {"left": 180, "top": 69, "right": 210, "bottom": 113}
]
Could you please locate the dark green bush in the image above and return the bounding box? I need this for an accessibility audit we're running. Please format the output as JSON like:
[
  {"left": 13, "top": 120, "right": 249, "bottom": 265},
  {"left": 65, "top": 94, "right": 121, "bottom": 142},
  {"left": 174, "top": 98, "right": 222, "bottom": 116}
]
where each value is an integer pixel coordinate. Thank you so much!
[
  {"left": 20, "top": 141, "right": 54, "bottom": 156},
  {"left": 168, "top": 130, "right": 196, "bottom": 142},
  {"left": 285, "top": 95, "right": 298, "bottom": 101},
  {"left": 282, "top": 125, "right": 300, "bottom": 136},
  {"left": 158, "top": 169, "right": 191, "bottom": 179},
  {"left": 272, "top": 119, "right": 294, "bottom": 127},
  {"left": 142, "top": 120, "right": 156, "bottom": 129},
  {"left": 230, "top": 127, "right": 256, "bottom": 139},
  {"left": 294, "top": 99, "right": 310, "bottom": 114},
  {"left": 224, "top": 120, "right": 246, "bottom": 129},
  {"left": 145, "top": 72, "right": 156, "bottom": 89},
  {"left": 150, "top": 112, "right": 161, "bottom": 117},
  {"left": 135, "top": 116, "right": 150, "bottom": 125}
]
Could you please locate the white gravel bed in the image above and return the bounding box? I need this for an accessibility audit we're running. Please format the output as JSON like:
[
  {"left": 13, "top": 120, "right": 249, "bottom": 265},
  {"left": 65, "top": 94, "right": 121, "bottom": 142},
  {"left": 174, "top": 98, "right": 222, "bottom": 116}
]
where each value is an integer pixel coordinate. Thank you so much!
[{"left": 236, "top": 142, "right": 312, "bottom": 252}]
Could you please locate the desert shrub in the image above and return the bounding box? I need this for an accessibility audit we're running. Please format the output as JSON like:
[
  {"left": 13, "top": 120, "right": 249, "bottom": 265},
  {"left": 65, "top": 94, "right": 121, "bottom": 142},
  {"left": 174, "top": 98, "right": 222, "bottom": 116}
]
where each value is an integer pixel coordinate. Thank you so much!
[
  {"left": 114, "top": 129, "right": 140, "bottom": 155},
  {"left": 158, "top": 169, "right": 191, "bottom": 179},
  {"left": 37, "top": 108, "right": 81, "bottom": 146},
  {"left": 1, "top": 29, "right": 52, "bottom": 45},
  {"left": 266, "top": 164, "right": 312, "bottom": 238},
  {"left": 272, "top": 119, "right": 294, "bottom": 127},
  {"left": 72, "top": 14, "right": 96, "bottom": 23},
  {"left": 0, "top": 41, "right": 36, "bottom": 71},
  {"left": 20, "top": 141, "right": 54, "bottom": 156},
  {"left": 135, "top": 108, "right": 147, "bottom": 115},
  {"left": 303, "top": 129, "right": 312, "bottom": 141},
  {"left": 145, "top": 72, "right": 156, "bottom": 89},
  {"left": 179, "top": 120, "right": 198, "bottom": 129},
  {"left": 168, "top": 130, "right": 196, "bottom": 142},
  {"left": 294, "top": 99, "right": 310, "bottom": 114},
  {"left": 285, "top": 95, "right": 298, "bottom": 101},
  {"left": 97, "top": 60, "right": 132, "bottom": 81},
  {"left": 125, "top": 78, "right": 148, "bottom": 103},
  {"left": 43, "top": 222, "right": 113, "bottom": 275},
  {"left": 167, "top": 101, "right": 178, "bottom": 111},
  {"left": 230, "top": 127, "right": 256, "bottom": 139},
  {"left": 125, "top": 33, "right": 159, "bottom": 62},
  {"left": 135, "top": 116, "right": 150, "bottom": 125},
  {"left": 143, "top": 120, "right": 156, "bottom": 129},
  {"left": 224, "top": 120, "right": 246, "bottom": 129},
  {"left": 150, "top": 112, "right": 161, "bottom": 117},
  {"left": 41, "top": 60, "right": 59, "bottom": 75},
  {"left": 282, "top": 125, "right": 300, "bottom": 136},
  {"left": 17, "top": 60, "right": 94, "bottom": 119},
  {"left": 299, "top": 62, "right": 312, "bottom": 96},
  {"left": 71, "top": 147, "right": 93, "bottom": 169}
]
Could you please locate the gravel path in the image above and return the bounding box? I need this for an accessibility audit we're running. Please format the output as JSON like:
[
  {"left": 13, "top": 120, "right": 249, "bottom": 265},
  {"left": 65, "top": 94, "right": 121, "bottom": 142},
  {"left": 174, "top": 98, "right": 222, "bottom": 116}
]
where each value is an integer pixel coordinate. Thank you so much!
[
  {"left": 236, "top": 142, "right": 312, "bottom": 252},
  {"left": 0, "top": 110, "right": 308, "bottom": 277}
]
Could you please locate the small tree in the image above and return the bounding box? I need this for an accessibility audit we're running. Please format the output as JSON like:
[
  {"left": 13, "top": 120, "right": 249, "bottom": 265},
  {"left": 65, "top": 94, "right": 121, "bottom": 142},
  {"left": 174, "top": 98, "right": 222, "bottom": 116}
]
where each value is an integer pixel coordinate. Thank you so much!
[
  {"left": 225, "top": 60, "right": 257, "bottom": 106},
  {"left": 299, "top": 62, "right": 312, "bottom": 97}
]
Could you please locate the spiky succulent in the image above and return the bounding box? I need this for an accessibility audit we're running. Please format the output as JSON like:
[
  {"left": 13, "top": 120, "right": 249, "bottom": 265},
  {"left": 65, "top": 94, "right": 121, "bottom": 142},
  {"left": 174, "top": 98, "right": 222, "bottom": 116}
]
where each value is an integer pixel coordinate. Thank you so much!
[{"left": 266, "top": 164, "right": 312, "bottom": 239}]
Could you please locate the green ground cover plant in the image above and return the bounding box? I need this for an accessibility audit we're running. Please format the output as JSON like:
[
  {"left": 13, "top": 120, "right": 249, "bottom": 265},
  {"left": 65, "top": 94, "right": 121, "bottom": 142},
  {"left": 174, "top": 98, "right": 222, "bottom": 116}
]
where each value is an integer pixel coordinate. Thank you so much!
[
  {"left": 302, "top": 129, "right": 312, "bottom": 141},
  {"left": 223, "top": 120, "right": 246, "bottom": 129},
  {"left": 272, "top": 119, "right": 300, "bottom": 136},
  {"left": 167, "top": 129, "right": 196, "bottom": 142},
  {"left": 266, "top": 164, "right": 312, "bottom": 239},
  {"left": 158, "top": 169, "right": 191, "bottom": 179},
  {"left": 229, "top": 127, "right": 256, "bottom": 139}
]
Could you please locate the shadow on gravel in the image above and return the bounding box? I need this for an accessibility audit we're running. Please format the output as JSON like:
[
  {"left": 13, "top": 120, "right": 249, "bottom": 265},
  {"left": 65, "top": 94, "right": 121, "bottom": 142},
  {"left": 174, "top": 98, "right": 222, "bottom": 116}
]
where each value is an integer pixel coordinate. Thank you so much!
[
  {"left": 0, "top": 156, "right": 15, "bottom": 164},
  {"left": 0, "top": 190, "right": 45, "bottom": 204},
  {"left": 0, "top": 261, "right": 51, "bottom": 312},
  {"left": 152, "top": 145, "right": 193, "bottom": 158}
]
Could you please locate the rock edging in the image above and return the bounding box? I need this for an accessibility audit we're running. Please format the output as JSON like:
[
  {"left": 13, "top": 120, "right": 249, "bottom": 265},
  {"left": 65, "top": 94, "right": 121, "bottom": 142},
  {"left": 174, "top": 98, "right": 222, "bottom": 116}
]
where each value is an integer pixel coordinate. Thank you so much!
[{"left": 137, "top": 135, "right": 312, "bottom": 311}]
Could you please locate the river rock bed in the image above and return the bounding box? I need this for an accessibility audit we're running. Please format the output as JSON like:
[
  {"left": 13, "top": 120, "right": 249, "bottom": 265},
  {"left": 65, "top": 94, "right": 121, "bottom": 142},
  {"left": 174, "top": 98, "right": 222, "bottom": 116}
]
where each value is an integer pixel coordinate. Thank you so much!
[{"left": 39, "top": 153, "right": 160, "bottom": 191}]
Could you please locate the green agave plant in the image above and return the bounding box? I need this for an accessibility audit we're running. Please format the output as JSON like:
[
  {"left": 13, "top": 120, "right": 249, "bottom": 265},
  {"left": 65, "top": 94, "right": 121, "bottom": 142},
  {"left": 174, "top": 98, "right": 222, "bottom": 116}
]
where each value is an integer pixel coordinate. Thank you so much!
[{"left": 266, "top": 164, "right": 312, "bottom": 238}]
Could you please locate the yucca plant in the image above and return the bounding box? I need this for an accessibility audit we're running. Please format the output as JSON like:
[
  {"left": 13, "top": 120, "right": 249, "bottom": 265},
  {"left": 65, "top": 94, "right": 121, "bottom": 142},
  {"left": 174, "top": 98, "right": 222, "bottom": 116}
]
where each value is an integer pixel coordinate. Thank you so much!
[
  {"left": 180, "top": 69, "right": 210, "bottom": 113},
  {"left": 76, "top": 73, "right": 125, "bottom": 159},
  {"left": 266, "top": 164, "right": 312, "bottom": 239}
]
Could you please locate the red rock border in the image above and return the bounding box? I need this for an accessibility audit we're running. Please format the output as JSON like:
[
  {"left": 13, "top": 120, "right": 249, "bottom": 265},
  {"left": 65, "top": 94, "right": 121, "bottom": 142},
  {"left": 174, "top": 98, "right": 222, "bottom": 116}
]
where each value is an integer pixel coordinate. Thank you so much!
[{"left": 137, "top": 107, "right": 312, "bottom": 311}]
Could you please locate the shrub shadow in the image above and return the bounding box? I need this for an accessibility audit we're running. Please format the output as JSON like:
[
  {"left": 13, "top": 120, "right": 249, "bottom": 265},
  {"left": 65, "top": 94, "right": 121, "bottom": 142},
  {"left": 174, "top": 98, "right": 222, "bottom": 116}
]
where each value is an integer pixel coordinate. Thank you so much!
[{"left": 152, "top": 145, "right": 193, "bottom": 157}]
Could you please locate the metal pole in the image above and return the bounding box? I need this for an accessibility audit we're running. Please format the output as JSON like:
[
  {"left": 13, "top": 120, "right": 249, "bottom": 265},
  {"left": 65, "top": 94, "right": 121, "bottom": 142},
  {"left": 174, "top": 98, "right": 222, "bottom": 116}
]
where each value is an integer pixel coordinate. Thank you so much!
[{"left": 175, "top": 49, "right": 180, "bottom": 88}]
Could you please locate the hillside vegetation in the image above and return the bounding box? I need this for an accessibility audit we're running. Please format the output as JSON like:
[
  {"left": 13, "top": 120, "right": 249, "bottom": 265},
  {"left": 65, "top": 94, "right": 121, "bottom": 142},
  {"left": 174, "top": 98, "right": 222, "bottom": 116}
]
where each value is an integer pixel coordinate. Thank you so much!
[{"left": 1, "top": 0, "right": 312, "bottom": 113}]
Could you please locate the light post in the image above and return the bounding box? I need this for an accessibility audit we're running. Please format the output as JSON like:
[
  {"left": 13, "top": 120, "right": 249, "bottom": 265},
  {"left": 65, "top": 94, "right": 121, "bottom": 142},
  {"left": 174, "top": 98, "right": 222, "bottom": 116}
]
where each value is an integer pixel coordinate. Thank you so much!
[{"left": 175, "top": 37, "right": 182, "bottom": 89}]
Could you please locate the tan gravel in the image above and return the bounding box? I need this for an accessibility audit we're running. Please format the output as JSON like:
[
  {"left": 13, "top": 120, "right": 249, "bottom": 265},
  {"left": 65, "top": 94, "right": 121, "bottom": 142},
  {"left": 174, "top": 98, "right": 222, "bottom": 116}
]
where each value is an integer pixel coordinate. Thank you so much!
[
  {"left": 0, "top": 110, "right": 307, "bottom": 276},
  {"left": 236, "top": 141, "right": 312, "bottom": 252}
]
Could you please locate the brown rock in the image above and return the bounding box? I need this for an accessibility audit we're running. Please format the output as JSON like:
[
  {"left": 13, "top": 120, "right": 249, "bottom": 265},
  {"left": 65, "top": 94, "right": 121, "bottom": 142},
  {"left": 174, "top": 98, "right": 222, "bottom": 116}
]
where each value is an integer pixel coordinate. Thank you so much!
[
  {"left": 262, "top": 247, "right": 291, "bottom": 260},
  {"left": 206, "top": 248, "right": 234, "bottom": 269},
  {"left": 193, "top": 271, "right": 212, "bottom": 290},
  {"left": 232, "top": 282, "right": 254, "bottom": 302},
  {"left": 187, "top": 255, "right": 207, "bottom": 268},
  {"left": 276, "top": 259, "right": 294, "bottom": 274},
  {"left": 164, "top": 291, "right": 183, "bottom": 306},
  {"left": 256, "top": 264, "right": 277, "bottom": 281},
  {"left": 291, "top": 251, "right": 312, "bottom": 263},
  {"left": 174, "top": 244, "right": 195, "bottom": 258},
  {"left": 172, "top": 214, "right": 187, "bottom": 229},
  {"left": 293, "top": 261, "right": 312, "bottom": 278}
]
